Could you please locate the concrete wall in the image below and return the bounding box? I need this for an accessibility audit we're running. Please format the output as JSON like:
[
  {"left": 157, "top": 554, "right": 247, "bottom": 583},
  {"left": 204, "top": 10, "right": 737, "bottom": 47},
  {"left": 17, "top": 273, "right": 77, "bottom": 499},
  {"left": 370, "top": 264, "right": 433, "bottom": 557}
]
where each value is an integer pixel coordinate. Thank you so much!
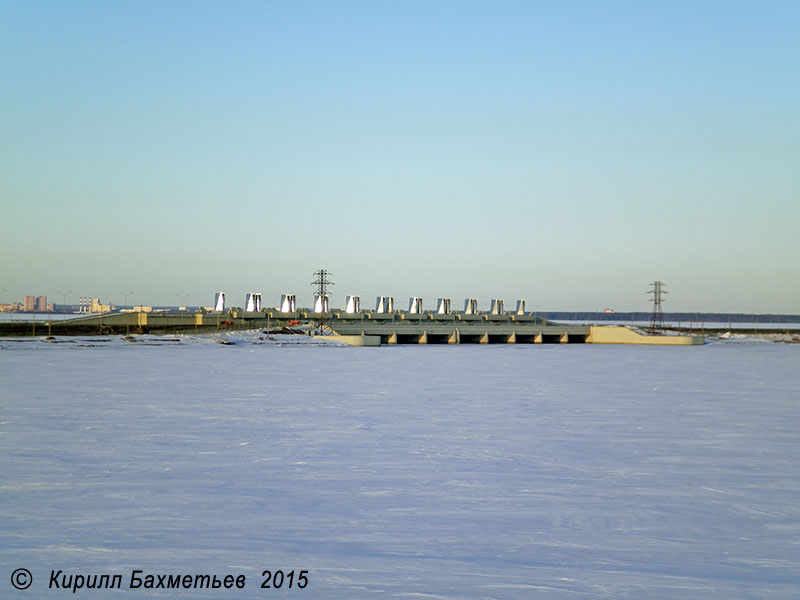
[
  {"left": 313, "top": 334, "right": 381, "bottom": 346},
  {"left": 587, "top": 326, "right": 704, "bottom": 345}
]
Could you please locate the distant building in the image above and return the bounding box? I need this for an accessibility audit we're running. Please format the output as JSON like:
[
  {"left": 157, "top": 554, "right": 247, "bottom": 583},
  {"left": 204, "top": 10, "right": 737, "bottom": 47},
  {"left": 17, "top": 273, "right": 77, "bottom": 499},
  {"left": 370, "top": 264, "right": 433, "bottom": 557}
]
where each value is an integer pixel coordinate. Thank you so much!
[
  {"left": 22, "top": 295, "right": 49, "bottom": 311},
  {"left": 89, "top": 298, "right": 112, "bottom": 313},
  {"left": 120, "top": 306, "right": 152, "bottom": 313}
]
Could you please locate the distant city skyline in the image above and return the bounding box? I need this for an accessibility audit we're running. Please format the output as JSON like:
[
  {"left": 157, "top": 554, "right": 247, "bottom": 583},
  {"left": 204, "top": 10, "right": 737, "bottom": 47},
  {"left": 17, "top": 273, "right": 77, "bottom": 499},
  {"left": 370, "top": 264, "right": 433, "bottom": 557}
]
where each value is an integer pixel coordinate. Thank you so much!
[{"left": 2, "top": 2, "right": 798, "bottom": 313}]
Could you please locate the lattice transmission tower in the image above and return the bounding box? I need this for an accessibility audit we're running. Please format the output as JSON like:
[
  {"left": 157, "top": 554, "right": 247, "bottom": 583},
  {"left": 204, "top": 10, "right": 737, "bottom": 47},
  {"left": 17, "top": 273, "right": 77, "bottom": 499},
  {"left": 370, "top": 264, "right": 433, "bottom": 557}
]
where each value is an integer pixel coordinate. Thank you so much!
[
  {"left": 310, "top": 268, "right": 334, "bottom": 324},
  {"left": 648, "top": 280, "right": 667, "bottom": 331},
  {"left": 311, "top": 268, "right": 334, "bottom": 297}
]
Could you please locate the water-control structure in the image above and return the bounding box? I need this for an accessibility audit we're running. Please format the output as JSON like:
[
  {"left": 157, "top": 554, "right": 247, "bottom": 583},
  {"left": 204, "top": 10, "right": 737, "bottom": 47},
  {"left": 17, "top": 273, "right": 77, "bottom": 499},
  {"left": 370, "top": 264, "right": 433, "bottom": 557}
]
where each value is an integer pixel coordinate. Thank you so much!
[
  {"left": 313, "top": 294, "right": 329, "bottom": 313},
  {"left": 345, "top": 295, "right": 360, "bottom": 313},
  {"left": 376, "top": 296, "right": 394, "bottom": 313},
  {"left": 280, "top": 294, "right": 296, "bottom": 313},
  {"left": 213, "top": 292, "right": 225, "bottom": 312},
  {"left": 490, "top": 299, "right": 504, "bottom": 315},
  {"left": 245, "top": 293, "right": 262, "bottom": 312}
]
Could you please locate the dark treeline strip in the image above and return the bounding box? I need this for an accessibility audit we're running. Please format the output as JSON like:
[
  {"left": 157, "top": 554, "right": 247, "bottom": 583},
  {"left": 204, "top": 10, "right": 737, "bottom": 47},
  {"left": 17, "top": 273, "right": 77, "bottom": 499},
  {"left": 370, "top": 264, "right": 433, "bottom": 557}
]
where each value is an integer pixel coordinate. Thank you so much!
[{"left": 539, "top": 312, "right": 800, "bottom": 323}]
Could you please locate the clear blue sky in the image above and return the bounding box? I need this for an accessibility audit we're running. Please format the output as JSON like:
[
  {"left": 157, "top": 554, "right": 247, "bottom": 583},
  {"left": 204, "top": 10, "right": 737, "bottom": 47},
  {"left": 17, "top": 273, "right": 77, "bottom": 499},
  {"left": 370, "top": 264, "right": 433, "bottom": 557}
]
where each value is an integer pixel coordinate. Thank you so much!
[{"left": 1, "top": 1, "right": 798, "bottom": 312}]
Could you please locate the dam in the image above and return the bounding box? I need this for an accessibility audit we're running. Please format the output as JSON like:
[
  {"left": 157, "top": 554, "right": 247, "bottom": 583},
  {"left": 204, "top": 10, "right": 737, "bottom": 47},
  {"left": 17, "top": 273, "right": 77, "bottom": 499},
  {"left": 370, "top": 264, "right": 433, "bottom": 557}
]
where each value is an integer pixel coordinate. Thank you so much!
[{"left": 0, "top": 306, "right": 704, "bottom": 345}]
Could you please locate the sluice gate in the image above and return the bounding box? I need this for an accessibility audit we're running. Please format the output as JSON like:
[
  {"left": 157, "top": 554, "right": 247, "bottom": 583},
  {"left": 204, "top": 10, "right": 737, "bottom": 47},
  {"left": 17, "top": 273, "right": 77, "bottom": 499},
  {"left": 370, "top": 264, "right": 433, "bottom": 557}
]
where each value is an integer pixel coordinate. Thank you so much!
[{"left": 327, "top": 321, "right": 589, "bottom": 345}]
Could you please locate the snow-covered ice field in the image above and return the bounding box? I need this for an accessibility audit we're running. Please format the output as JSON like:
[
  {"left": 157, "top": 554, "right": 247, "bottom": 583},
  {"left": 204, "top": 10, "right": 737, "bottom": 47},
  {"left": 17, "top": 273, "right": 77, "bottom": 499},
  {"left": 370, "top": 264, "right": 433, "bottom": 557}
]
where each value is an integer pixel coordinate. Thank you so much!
[{"left": 1, "top": 334, "right": 799, "bottom": 598}]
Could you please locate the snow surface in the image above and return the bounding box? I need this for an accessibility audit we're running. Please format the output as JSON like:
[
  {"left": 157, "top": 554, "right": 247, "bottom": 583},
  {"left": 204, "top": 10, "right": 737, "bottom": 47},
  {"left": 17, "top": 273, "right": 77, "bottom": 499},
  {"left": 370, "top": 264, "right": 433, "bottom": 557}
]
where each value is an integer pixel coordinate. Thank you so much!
[{"left": 1, "top": 333, "right": 799, "bottom": 598}]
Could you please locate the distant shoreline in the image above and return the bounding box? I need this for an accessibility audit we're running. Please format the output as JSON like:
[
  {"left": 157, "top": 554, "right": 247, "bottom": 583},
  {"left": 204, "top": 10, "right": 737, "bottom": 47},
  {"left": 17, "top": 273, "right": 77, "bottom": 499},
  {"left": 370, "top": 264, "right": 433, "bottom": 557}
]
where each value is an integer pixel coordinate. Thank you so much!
[{"left": 1, "top": 311, "right": 799, "bottom": 324}]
